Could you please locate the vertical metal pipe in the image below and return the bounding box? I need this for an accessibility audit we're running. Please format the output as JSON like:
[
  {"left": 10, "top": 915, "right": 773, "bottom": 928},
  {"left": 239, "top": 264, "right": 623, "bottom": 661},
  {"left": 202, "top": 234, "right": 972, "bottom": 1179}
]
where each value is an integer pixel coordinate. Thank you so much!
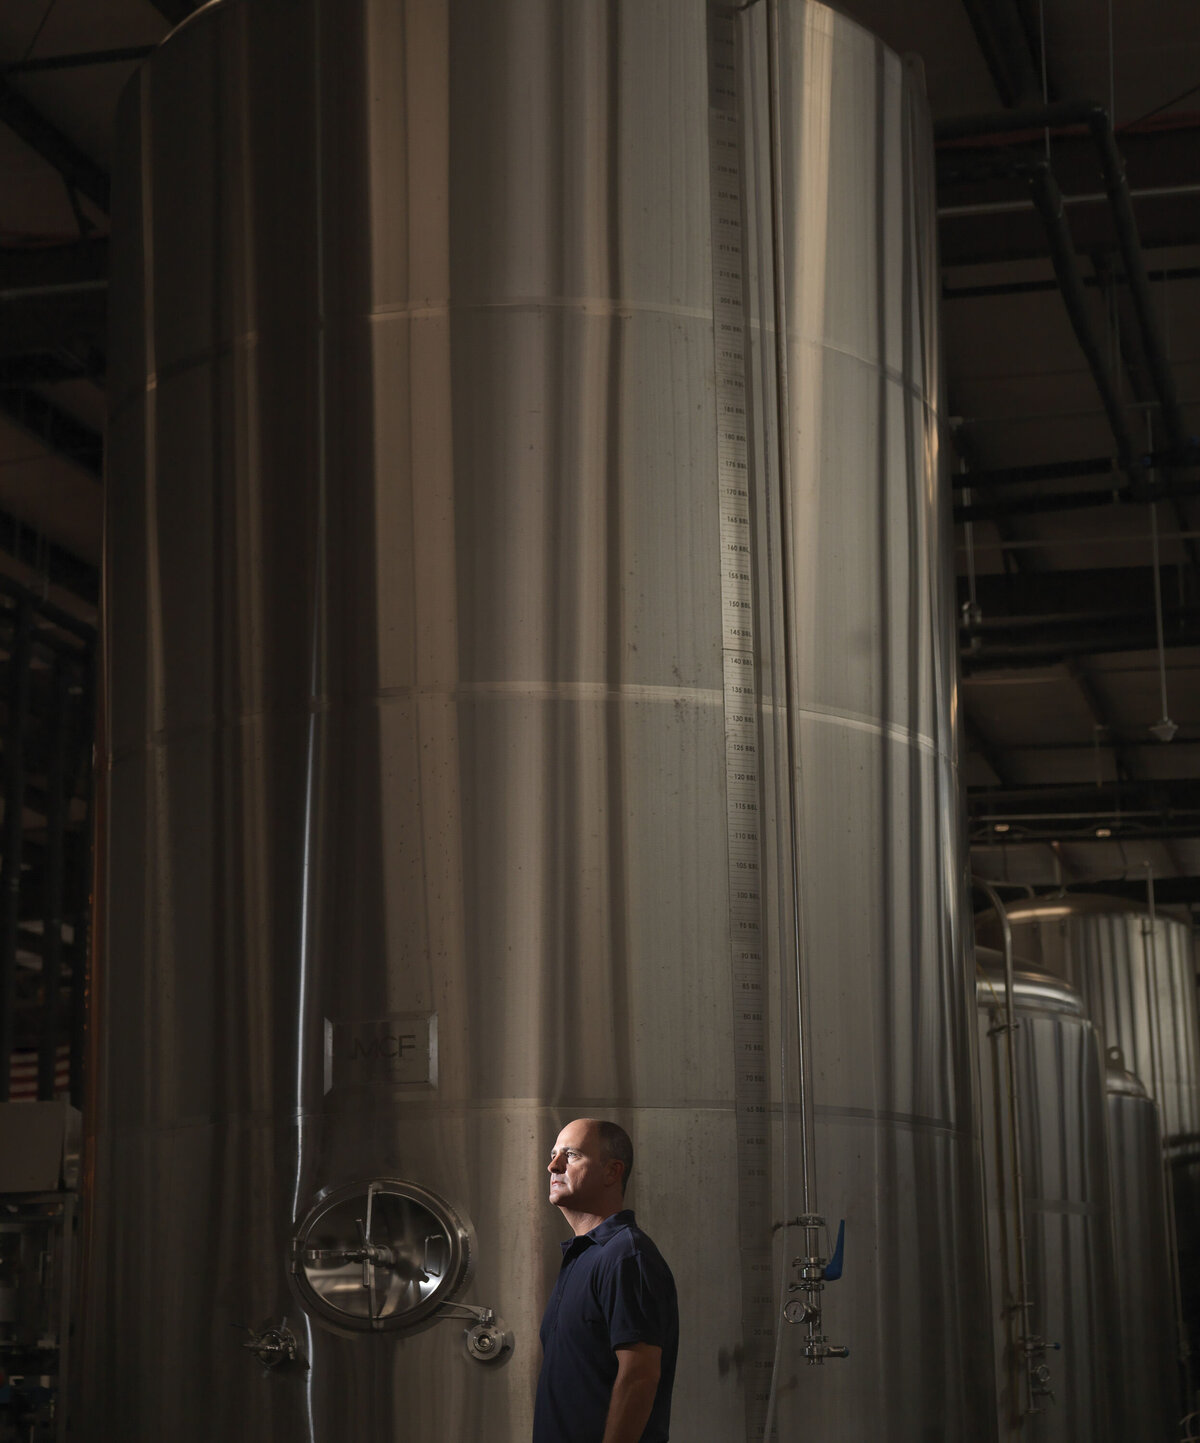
[
  {"left": 37, "top": 662, "right": 68, "bottom": 1101},
  {"left": 69, "top": 643, "right": 96, "bottom": 1109},
  {"left": 764, "top": 0, "right": 817, "bottom": 1223},
  {"left": 0, "top": 600, "right": 33, "bottom": 1102},
  {"left": 975, "top": 876, "right": 1036, "bottom": 1419},
  {"left": 1144, "top": 866, "right": 1193, "bottom": 1387},
  {"left": 1150, "top": 503, "right": 1174, "bottom": 723}
]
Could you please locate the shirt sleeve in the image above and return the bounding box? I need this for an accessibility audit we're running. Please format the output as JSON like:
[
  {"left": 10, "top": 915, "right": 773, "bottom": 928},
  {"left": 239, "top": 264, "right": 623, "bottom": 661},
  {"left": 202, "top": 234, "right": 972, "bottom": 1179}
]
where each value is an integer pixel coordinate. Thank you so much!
[{"left": 598, "top": 1249, "right": 671, "bottom": 1351}]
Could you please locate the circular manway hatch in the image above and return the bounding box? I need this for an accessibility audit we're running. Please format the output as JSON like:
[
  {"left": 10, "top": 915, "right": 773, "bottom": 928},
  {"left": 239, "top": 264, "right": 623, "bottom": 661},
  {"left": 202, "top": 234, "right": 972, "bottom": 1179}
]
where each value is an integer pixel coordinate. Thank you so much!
[{"left": 292, "top": 1179, "right": 472, "bottom": 1332}]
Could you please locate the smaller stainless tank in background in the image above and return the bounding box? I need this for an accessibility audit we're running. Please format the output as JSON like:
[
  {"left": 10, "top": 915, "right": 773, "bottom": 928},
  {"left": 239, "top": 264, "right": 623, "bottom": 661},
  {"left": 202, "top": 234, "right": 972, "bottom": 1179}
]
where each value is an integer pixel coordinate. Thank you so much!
[
  {"left": 1105, "top": 1049, "right": 1182, "bottom": 1442},
  {"left": 975, "top": 950, "right": 1122, "bottom": 1443},
  {"left": 977, "top": 896, "right": 1200, "bottom": 1386}
]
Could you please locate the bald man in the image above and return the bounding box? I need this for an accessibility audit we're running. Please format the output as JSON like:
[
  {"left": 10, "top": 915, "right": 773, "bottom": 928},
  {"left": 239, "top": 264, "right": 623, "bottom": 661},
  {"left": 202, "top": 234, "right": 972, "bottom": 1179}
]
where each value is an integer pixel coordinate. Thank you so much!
[{"left": 534, "top": 1118, "right": 679, "bottom": 1443}]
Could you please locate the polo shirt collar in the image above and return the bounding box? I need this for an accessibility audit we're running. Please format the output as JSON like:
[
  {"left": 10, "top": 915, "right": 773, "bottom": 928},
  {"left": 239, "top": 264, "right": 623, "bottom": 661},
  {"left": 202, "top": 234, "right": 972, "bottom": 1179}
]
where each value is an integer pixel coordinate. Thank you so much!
[{"left": 560, "top": 1208, "right": 636, "bottom": 1256}]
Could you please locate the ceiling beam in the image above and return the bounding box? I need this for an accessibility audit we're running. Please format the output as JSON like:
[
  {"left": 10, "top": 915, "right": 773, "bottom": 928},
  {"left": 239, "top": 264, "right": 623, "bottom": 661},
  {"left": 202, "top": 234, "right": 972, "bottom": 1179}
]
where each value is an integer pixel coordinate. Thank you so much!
[
  {"left": 0, "top": 239, "right": 108, "bottom": 292},
  {"left": 961, "top": 707, "right": 1016, "bottom": 788},
  {"left": 0, "top": 521, "right": 97, "bottom": 607},
  {"left": 961, "top": 618, "right": 1200, "bottom": 671},
  {"left": 0, "top": 355, "right": 101, "bottom": 387},
  {"left": 950, "top": 447, "right": 1200, "bottom": 514},
  {"left": 149, "top": 0, "right": 202, "bottom": 24},
  {"left": 952, "top": 456, "right": 1120, "bottom": 488},
  {"left": 0, "top": 286, "right": 106, "bottom": 361},
  {"left": 955, "top": 488, "right": 1138, "bottom": 521},
  {"left": 944, "top": 263, "right": 1200, "bottom": 302},
  {"left": 0, "top": 389, "right": 101, "bottom": 481},
  {"left": 1062, "top": 658, "right": 1135, "bottom": 783},
  {"left": 1, "top": 47, "right": 153, "bottom": 78},
  {"left": 1015, "top": 877, "right": 1200, "bottom": 908},
  {"left": 958, "top": 0, "right": 1044, "bottom": 108},
  {"left": 959, "top": 566, "right": 1183, "bottom": 617},
  {"left": 0, "top": 80, "right": 108, "bottom": 214},
  {"left": 970, "top": 777, "right": 1200, "bottom": 817}
]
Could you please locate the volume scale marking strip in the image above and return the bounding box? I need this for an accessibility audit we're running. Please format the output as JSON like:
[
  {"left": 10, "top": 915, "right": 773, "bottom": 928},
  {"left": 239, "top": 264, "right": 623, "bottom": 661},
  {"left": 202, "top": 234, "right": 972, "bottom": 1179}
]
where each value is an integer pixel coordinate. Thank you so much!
[{"left": 709, "top": 7, "right": 775, "bottom": 1440}]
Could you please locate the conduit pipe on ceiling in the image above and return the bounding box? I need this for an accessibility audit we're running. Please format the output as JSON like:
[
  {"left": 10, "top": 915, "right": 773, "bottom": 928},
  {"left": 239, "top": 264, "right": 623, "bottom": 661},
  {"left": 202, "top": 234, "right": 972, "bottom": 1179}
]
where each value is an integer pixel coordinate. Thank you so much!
[
  {"left": 1026, "top": 158, "right": 1143, "bottom": 492},
  {"left": 936, "top": 101, "right": 1194, "bottom": 487},
  {"left": 939, "top": 146, "right": 1145, "bottom": 498},
  {"left": 958, "top": 0, "right": 1043, "bottom": 108}
]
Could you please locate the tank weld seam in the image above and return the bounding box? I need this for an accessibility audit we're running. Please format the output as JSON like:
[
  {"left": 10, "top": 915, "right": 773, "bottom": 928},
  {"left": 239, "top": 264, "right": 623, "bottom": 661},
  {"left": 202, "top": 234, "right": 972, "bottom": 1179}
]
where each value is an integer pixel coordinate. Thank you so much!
[
  {"left": 106, "top": 690, "right": 949, "bottom": 765},
  {"left": 790, "top": 701, "right": 941, "bottom": 756},
  {"left": 395, "top": 680, "right": 725, "bottom": 705},
  {"left": 771, "top": 330, "right": 936, "bottom": 400},
  {"left": 109, "top": 332, "right": 261, "bottom": 420},
  {"left": 308, "top": 1098, "right": 761, "bottom": 1114},
  {"left": 365, "top": 296, "right": 717, "bottom": 324},
  {"left": 93, "top": 1108, "right": 284, "bottom": 1137},
  {"left": 1023, "top": 1198, "right": 1101, "bottom": 1217},
  {"left": 813, "top": 1103, "right": 973, "bottom": 1140}
]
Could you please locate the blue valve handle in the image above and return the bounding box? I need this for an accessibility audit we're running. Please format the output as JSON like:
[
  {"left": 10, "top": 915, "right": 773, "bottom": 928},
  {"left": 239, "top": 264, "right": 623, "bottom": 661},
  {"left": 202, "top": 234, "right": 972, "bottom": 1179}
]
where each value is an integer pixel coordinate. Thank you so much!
[{"left": 825, "top": 1219, "right": 846, "bottom": 1281}]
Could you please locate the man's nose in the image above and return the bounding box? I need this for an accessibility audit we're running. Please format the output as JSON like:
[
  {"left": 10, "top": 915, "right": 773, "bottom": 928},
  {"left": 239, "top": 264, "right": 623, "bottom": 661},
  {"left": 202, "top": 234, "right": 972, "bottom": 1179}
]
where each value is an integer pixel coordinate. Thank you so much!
[{"left": 548, "top": 1154, "right": 564, "bottom": 1174}]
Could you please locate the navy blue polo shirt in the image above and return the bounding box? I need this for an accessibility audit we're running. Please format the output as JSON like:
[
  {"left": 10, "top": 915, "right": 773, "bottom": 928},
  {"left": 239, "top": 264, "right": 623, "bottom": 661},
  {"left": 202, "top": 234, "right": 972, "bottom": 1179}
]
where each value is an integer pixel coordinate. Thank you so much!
[{"left": 535, "top": 1210, "right": 678, "bottom": 1443}]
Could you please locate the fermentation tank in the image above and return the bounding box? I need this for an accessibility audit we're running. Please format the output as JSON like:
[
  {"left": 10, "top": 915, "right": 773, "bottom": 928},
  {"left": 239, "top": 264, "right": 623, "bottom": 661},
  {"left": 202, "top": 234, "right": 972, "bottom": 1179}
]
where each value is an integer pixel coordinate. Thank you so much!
[
  {"left": 1105, "top": 1050, "right": 1180, "bottom": 1442},
  {"left": 978, "top": 895, "right": 1200, "bottom": 1377},
  {"left": 85, "top": 2, "right": 994, "bottom": 1440},
  {"left": 975, "top": 953, "right": 1122, "bottom": 1442}
]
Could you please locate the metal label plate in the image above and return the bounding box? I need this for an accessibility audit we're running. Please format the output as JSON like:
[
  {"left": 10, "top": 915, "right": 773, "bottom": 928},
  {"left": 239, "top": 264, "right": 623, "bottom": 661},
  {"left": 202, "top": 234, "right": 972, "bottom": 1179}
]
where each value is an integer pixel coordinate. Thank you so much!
[{"left": 326, "top": 1013, "right": 438, "bottom": 1090}]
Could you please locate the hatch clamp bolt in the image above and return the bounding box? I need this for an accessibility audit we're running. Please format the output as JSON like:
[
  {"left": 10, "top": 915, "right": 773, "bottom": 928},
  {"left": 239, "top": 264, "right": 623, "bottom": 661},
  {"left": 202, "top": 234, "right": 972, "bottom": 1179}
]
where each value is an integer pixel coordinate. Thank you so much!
[{"left": 238, "top": 1321, "right": 302, "bottom": 1369}]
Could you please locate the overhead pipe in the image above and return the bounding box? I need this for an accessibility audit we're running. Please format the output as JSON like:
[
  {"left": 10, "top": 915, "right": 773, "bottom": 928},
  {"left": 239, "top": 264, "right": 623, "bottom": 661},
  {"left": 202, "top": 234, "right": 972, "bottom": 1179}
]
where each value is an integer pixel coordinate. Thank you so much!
[
  {"left": 957, "top": 0, "right": 1043, "bottom": 108},
  {"left": 937, "top": 101, "right": 1194, "bottom": 474},
  {"left": 1025, "top": 159, "right": 1145, "bottom": 493},
  {"left": 1084, "top": 109, "right": 1190, "bottom": 460},
  {"left": 940, "top": 136, "right": 1147, "bottom": 497}
]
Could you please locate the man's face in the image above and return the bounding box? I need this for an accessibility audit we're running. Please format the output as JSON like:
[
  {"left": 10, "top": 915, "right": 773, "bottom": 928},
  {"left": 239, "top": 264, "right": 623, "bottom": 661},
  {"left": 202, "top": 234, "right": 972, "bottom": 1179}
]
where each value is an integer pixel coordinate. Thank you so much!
[{"left": 547, "top": 1119, "right": 618, "bottom": 1212}]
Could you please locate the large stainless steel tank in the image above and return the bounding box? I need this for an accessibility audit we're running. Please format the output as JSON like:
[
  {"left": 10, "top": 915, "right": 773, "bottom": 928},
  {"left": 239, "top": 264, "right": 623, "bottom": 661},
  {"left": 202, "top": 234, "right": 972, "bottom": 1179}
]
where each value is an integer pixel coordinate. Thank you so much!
[
  {"left": 87, "top": 2, "right": 993, "bottom": 1439},
  {"left": 1105, "top": 1050, "right": 1181, "bottom": 1442},
  {"left": 978, "top": 894, "right": 1200, "bottom": 1379},
  {"left": 975, "top": 954, "right": 1122, "bottom": 1442}
]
